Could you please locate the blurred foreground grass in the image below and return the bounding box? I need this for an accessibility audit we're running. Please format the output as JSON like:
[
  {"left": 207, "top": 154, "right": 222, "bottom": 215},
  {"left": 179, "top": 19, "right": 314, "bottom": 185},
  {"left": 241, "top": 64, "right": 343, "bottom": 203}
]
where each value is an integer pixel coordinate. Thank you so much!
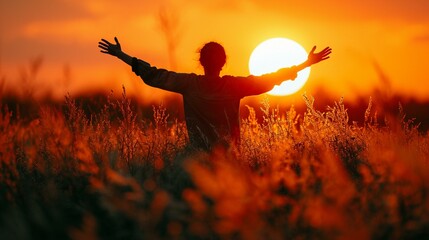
[{"left": 0, "top": 89, "right": 428, "bottom": 240}]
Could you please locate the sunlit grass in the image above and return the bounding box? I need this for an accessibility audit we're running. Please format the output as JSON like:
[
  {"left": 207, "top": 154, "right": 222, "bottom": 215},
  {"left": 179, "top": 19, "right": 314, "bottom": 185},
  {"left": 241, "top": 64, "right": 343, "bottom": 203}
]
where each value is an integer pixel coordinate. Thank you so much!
[{"left": 0, "top": 88, "right": 428, "bottom": 239}]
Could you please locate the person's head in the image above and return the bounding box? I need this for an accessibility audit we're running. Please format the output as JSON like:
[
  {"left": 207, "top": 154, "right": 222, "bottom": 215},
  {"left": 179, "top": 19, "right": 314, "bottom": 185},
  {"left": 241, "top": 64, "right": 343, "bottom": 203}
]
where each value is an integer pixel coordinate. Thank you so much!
[{"left": 199, "top": 42, "right": 226, "bottom": 75}]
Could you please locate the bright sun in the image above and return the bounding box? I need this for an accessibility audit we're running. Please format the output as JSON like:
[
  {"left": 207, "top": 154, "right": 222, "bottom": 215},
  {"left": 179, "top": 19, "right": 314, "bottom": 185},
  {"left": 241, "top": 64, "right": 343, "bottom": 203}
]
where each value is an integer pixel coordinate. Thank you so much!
[{"left": 249, "top": 38, "right": 310, "bottom": 96}]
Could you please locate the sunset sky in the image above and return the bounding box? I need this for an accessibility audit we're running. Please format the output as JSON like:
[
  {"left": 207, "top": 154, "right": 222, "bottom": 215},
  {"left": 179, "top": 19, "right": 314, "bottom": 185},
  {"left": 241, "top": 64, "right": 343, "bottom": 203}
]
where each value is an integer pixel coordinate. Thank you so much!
[{"left": 1, "top": 0, "right": 429, "bottom": 103}]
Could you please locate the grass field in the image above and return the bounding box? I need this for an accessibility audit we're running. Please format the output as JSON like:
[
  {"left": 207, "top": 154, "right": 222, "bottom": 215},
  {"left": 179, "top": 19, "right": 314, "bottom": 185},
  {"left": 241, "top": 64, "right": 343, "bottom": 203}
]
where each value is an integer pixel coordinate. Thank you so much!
[{"left": 0, "top": 88, "right": 428, "bottom": 239}]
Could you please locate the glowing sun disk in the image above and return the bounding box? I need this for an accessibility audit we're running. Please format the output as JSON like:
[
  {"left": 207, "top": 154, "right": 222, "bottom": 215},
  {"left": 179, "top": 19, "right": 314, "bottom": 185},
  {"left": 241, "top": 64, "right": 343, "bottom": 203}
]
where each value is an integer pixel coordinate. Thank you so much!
[{"left": 249, "top": 38, "right": 310, "bottom": 96}]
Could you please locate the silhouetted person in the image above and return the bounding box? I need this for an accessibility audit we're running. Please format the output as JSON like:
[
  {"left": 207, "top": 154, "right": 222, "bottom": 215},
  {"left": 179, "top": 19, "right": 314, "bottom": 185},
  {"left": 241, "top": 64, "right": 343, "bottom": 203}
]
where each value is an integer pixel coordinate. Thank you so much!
[{"left": 98, "top": 37, "right": 331, "bottom": 150}]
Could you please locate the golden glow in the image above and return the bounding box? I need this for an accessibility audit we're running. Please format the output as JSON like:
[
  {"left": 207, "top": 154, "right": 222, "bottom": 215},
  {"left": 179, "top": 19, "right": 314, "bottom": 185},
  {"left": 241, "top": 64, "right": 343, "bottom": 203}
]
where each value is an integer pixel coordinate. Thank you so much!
[
  {"left": 2, "top": 1, "right": 429, "bottom": 101},
  {"left": 249, "top": 38, "right": 310, "bottom": 96}
]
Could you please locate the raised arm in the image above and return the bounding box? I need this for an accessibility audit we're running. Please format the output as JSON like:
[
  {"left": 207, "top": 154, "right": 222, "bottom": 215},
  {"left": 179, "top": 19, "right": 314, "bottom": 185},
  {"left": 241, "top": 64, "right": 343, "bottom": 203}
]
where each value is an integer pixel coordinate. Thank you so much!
[
  {"left": 296, "top": 46, "right": 332, "bottom": 71},
  {"left": 98, "top": 37, "right": 133, "bottom": 65},
  {"left": 98, "top": 37, "right": 194, "bottom": 94},
  {"left": 260, "top": 45, "right": 331, "bottom": 83},
  {"left": 240, "top": 46, "right": 332, "bottom": 96},
  {"left": 99, "top": 37, "right": 151, "bottom": 76}
]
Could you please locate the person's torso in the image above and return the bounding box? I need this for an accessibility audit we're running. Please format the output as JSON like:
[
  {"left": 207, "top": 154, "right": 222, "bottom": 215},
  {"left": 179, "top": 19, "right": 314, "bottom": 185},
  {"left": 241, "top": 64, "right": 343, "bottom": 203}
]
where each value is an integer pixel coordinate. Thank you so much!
[{"left": 182, "top": 75, "right": 242, "bottom": 149}]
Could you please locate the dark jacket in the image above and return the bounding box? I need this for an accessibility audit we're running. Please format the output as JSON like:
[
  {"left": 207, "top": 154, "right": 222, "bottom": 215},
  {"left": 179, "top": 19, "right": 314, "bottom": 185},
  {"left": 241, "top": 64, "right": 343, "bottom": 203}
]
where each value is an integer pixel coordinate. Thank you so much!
[{"left": 132, "top": 58, "right": 297, "bottom": 150}]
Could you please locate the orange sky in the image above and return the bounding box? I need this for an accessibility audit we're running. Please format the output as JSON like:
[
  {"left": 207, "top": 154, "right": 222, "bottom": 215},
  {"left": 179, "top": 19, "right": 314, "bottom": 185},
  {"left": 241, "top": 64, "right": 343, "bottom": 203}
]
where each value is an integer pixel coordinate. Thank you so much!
[{"left": 1, "top": 0, "right": 429, "bottom": 103}]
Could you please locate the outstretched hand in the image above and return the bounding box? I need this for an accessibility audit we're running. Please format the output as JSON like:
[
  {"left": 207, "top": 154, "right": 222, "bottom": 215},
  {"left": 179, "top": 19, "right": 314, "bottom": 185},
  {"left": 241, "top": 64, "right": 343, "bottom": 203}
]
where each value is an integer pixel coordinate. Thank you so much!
[
  {"left": 98, "top": 37, "right": 122, "bottom": 57},
  {"left": 307, "top": 46, "right": 332, "bottom": 66}
]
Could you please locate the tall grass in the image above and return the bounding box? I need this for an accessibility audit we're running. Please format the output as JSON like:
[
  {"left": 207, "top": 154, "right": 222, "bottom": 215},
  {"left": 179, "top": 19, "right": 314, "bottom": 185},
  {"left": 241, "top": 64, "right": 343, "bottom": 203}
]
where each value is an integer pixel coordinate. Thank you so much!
[{"left": 0, "top": 89, "right": 428, "bottom": 239}]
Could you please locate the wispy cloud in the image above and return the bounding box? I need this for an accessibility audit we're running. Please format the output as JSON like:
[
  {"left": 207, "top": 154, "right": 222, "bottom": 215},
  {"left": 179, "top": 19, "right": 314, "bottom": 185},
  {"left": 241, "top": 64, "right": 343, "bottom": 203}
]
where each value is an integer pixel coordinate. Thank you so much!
[
  {"left": 412, "top": 32, "right": 429, "bottom": 44},
  {"left": 248, "top": 0, "right": 429, "bottom": 23}
]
